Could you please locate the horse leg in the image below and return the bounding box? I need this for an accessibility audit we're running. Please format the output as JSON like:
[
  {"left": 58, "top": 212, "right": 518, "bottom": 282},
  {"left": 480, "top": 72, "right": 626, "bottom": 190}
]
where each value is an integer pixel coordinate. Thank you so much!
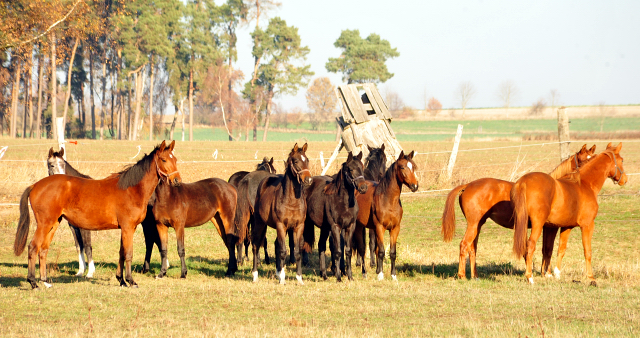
[
  {"left": 27, "top": 223, "right": 50, "bottom": 289},
  {"left": 581, "top": 224, "right": 596, "bottom": 286},
  {"left": 328, "top": 232, "right": 337, "bottom": 276},
  {"left": 344, "top": 223, "right": 356, "bottom": 281},
  {"left": 262, "top": 235, "right": 270, "bottom": 265},
  {"left": 541, "top": 227, "right": 559, "bottom": 277},
  {"left": 156, "top": 223, "right": 169, "bottom": 278},
  {"left": 375, "top": 225, "right": 386, "bottom": 280},
  {"left": 469, "top": 222, "right": 484, "bottom": 280},
  {"left": 553, "top": 227, "right": 572, "bottom": 278},
  {"left": 293, "top": 224, "right": 305, "bottom": 285},
  {"left": 174, "top": 225, "right": 188, "bottom": 278},
  {"left": 38, "top": 221, "right": 59, "bottom": 288},
  {"left": 275, "top": 225, "right": 287, "bottom": 284},
  {"left": 251, "top": 216, "right": 268, "bottom": 282},
  {"left": 82, "top": 229, "right": 94, "bottom": 278},
  {"left": 353, "top": 226, "right": 367, "bottom": 278},
  {"left": 331, "top": 226, "right": 343, "bottom": 282},
  {"left": 122, "top": 226, "right": 137, "bottom": 287},
  {"left": 115, "top": 236, "right": 127, "bottom": 287},
  {"left": 141, "top": 210, "right": 157, "bottom": 274},
  {"left": 214, "top": 210, "right": 238, "bottom": 277},
  {"left": 458, "top": 218, "right": 481, "bottom": 279},
  {"left": 368, "top": 228, "right": 376, "bottom": 268},
  {"left": 287, "top": 228, "right": 295, "bottom": 265},
  {"left": 69, "top": 225, "right": 85, "bottom": 276},
  {"left": 524, "top": 222, "right": 544, "bottom": 284},
  {"left": 389, "top": 225, "right": 400, "bottom": 281},
  {"left": 318, "top": 226, "right": 330, "bottom": 280}
]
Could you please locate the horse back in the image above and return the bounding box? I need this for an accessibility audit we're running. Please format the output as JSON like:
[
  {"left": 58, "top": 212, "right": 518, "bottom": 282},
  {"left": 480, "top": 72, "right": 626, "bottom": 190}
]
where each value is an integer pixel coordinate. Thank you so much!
[
  {"left": 355, "top": 181, "right": 377, "bottom": 228},
  {"left": 547, "top": 177, "right": 597, "bottom": 226}
]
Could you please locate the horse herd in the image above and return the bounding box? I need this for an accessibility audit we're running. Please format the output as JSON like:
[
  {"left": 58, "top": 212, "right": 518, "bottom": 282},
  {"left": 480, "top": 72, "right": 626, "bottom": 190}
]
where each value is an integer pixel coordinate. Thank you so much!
[{"left": 12, "top": 140, "right": 626, "bottom": 289}]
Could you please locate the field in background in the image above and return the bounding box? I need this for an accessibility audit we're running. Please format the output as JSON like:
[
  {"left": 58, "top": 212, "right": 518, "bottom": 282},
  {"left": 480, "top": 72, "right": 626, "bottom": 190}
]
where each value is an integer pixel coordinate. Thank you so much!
[{"left": 0, "top": 138, "right": 638, "bottom": 336}]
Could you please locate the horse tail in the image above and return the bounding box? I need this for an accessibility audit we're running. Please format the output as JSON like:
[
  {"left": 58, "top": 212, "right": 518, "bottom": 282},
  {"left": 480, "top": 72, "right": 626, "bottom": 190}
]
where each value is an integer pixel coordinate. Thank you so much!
[
  {"left": 234, "top": 182, "right": 250, "bottom": 243},
  {"left": 441, "top": 183, "right": 467, "bottom": 242},
  {"left": 511, "top": 181, "right": 528, "bottom": 258},
  {"left": 14, "top": 185, "right": 33, "bottom": 256},
  {"left": 302, "top": 221, "right": 315, "bottom": 253}
]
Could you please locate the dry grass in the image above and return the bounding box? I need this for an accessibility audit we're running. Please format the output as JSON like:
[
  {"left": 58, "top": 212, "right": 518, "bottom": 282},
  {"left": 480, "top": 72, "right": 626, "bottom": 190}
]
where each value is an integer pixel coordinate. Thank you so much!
[{"left": 0, "top": 138, "right": 639, "bottom": 337}]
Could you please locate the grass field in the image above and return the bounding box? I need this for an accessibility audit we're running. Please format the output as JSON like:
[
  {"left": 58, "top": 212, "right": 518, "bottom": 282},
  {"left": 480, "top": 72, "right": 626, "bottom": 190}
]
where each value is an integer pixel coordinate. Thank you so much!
[{"left": 0, "top": 138, "right": 638, "bottom": 337}]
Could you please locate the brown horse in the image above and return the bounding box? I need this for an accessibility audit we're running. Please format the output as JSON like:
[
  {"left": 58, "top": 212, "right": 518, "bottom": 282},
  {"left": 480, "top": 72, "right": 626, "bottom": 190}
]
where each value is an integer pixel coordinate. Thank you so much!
[
  {"left": 442, "top": 144, "right": 596, "bottom": 279},
  {"left": 152, "top": 177, "right": 238, "bottom": 278},
  {"left": 14, "top": 140, "right": 180, "bottom": 289},
  {"left": 251, "top": 143, "right": 313, "bottom": 284},
  {"left": 353, "top": 150, "right": 419, "bottom": 280},
  {"left": 512, "top": 143, "right": 627, "bottom": 285},
  {"left": 46, "top": 147, "right": 95, "bottom": 278}
]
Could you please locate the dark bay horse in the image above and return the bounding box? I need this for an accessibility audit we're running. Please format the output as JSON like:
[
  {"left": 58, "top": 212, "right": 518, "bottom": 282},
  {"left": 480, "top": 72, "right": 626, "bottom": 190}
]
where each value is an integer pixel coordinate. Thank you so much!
[
  {"left": 252, "top": 143, "right": 313, "bottom": 284},
  {"left": 14, "top": 140, "right": 180, "bottom": 289},
  {"left": 363, "top": 145, "right": 387, "bottom": 268},
  {"left": 441, "top": 144, "right": 597, "bottom": 279},
  {"left": 353, "top": 150, "right": 419, "bottom": 280},
  {"left": 152, "top": 178, "right": 238, "bottom": 278},
  {"left": 228, "top": 157, "right": 276, "bottom": 264},
  {"left": 47, "top": 147, "right": 95, "bottom": 278},
  {"left": 302, "top": 152, "right": 368, "bottom": 281},
  {"left": 512, "top": 143, "right": 627, "bottom": 285}
]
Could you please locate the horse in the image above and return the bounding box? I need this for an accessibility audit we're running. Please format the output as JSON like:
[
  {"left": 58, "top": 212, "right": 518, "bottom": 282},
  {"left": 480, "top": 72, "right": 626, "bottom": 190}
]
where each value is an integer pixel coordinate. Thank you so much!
[
  {"left": 352, "top": 150, "right": 419, "bottom": 280},
  {"left": 46, "top": 147, "right": 95, "bottom": 278},
  {"left": 152, "top": 177, "right": 238, "bottom": 278},
  {"left": 512, "top": 143, "right": 627, "bottom": 286},
  {"left": 14, "top": 140, "right": 180, "bottom": 289},
  {"left": 441, "top": 144, "right": 597, "bottom": 279},
  {"left": 228, "top": 157, "right": 276, "bottom": 264},
  {"left": 302, "top": 152, "right": 368, "bottom": 281},
  {"left": 251, "top": 143, "right": 313, "bottom": 284},
  {"left": 362, "top": 145, "right": 387, "bottom": 268}
]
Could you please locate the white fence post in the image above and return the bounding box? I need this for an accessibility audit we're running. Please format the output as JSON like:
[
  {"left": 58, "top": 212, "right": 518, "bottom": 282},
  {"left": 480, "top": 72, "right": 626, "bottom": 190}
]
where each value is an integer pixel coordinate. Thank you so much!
[
  {"left": 56, "top": 117, "right": 66, "bottom": 160},
  {"left": 322, "top": 139, "right": 343, "bottom": 176},
  {"left": 319, "top": 151, "right": 325, "bottom": 170},
  {"left": 446, "top": 124, "right": 463, "bottom": 181}
]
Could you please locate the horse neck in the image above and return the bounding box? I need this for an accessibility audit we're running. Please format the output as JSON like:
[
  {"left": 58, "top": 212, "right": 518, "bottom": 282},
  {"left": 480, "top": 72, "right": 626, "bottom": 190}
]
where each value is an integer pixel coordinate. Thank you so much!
[
  {"left": 378, "top": 163, "right": 402, "bottom": 199},
  {"left": 283, "top": 167, "right": 302, "bottom": 200},
  {"left": 137, "top": 157, "right": 163, "bottom": 202},
  {"left": 64, "top": 160, "right": 91, "bottom": 179},
  {"left": 548, "top": 155, "right": 575, "bottom": 179},
  {"left": 578, "top": 153, "right": 612, "bottom": 195}
]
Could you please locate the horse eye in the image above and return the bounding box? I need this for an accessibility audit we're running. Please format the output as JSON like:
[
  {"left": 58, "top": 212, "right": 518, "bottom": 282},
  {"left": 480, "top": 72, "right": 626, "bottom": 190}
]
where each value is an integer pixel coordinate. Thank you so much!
[{"left": 161, "top": 159, "right": 167, "bottom": 163}]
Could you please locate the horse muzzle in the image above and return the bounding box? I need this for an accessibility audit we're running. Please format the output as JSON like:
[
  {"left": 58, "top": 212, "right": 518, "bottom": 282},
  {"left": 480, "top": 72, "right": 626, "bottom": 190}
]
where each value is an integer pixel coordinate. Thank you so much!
[
  {"left": 170, "top": 173, "right": 182, "bottom": 186},
  {"left": 409, "top": 183, "right": 419, "bottom": 192},
  {"left": 357, "top": 181, "right": 368, "bottom": 194}
]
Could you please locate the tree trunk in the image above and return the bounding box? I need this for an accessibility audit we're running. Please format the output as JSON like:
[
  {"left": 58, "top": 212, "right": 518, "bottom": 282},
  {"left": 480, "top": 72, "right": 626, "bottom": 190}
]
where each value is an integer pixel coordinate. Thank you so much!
[
  {"left": 100, "top": 50, "right": 107, "bottom": 140},
  {"left": 62, "top": 37, "right": 79, "bottom": 139},
  {"left": 23, "top": 69, "right": 29, "bottom": 138},
  {"left": 188, "top": 68, "right": 194, "bottom": 141},
  {"left": 90, "top": 52, "right": 96, "bottom": 139},
  {"left": 148, "top": 56, "right": 155, "bottom": 141},
  {"left": 261, "top": 89, "right": 274, "bottom": 142},
  {"left": 180, "top": 99, "right": 185, "bottom": 142},
  {"left": 50, "top": 32, "right": 57, "bottom": 140},
  {"left": 227, "top": 43, "right": 234, "bottom": 141},
  {"left": 10, "top": 60, "right": 21, "bottom": 138},
  {"left": 170, "top": 105, "right": 178, "bottom": 140},
  {"left": 36, "top": 53, "right": 44, "bottom": 139},
  {"left": 132, "top": 64, "right": 146, "bottom": 141},
  {"left": 27, "top": 63, "right": 34, "bottom": 138},
  {"left": 127, "top": 79, "right": 132, "bottom": 140}
]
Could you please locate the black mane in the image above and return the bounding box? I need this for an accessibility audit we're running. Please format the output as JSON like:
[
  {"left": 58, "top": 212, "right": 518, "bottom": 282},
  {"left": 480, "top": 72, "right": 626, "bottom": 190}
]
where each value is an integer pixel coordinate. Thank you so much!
[
  {"left": 374, "top": 160, "right": 397, "bottom": 196},
  {"left": 116, "top": 146, "right": 159, "bottom": 190},
  {"left": 364, "top": 148, "right": 386, "bottom": 182},
  {"left": 64, "top": 160, "right": 92, "bottom": 179}
]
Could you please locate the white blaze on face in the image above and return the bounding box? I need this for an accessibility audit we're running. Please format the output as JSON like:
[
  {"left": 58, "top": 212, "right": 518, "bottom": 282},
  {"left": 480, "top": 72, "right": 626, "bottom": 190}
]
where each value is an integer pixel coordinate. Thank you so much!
[
  {"left": 587, "top": 155, "right": 591, "bottom": 159},
  {"left": 301, "top": 155, "right": 306, "bottom": 162},
  {"left": 407, "top": 161, "right": 413, "bottom": 171}
]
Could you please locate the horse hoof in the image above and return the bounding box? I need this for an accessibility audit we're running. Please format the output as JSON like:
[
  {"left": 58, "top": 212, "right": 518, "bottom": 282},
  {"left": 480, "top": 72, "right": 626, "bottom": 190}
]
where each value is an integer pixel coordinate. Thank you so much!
[
  {"left": 545, "top": 273, "right": 553, "bottom": 278},
  {"left": 86, "top": 273, "right": 94, "bottom": 279},
  {"left": 528, "top": 277, "right": 534, "bottom": 284},
  {"left": 43, "top": 282, "right": 52, "bottom": 288},
  {"left": 296, "top": 275, "right": 304, "bottom": 285},
  {"left": 180, "top": 275, "right": 187, "bottom": 279},
  {"left": 589, "top": 281, "right": 598, "bottom": 287},
  {"left": 75, "top": 271, "right": 84, "bottom": 277},
  {"left": 252, "top": 271, "right": 258, "bottom": 283},
  {"left": 554, "top": 267, "right": 561, "bottom": 279},
  {"left": 155, "top": 274, "right": 164, "bottom": 279},
  {"left": 362, "top": 273, "right": 367, "bottom": 279},
  {"left": 391, "top": 275, "right": 397, "bottom": 281},
  {"left": 377, "top": 272, "right": 384, "bottom": 281}
]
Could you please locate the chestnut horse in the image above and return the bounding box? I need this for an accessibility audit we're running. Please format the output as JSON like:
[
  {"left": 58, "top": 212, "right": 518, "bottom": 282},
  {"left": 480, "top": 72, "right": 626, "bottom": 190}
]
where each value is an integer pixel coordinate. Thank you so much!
[
  {"left": 46, "top": 147, "right": 95, "bottom": 278},
  {"left": 353, "top": 150, "right": 419, "bottom": 280},
  {"left": 512, "top": 143, "right": 627, "bottom": 285},
  {"left": 228, "top": 157, "right": 276, "bottom": 264},
  {"left": 441, "top": 144, "right": 596, "bottom": 279},
  {"left": 152, "top": 177, "right": 238, "bottom": 278},
  {"left": 14, "top": 141, "right": 180, "bottom": 289},
  {"left": 302, "top": 152, "right": 368, "bottom": 281},
  {"left": 251, "top": 143, "right": 313, "bottom": 284}
]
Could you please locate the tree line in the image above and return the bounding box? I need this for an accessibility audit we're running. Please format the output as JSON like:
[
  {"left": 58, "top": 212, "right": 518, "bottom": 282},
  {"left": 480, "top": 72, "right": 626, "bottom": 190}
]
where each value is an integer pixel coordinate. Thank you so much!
[{"left": 0, "top": 0, "right": 399, "bottom": 141}]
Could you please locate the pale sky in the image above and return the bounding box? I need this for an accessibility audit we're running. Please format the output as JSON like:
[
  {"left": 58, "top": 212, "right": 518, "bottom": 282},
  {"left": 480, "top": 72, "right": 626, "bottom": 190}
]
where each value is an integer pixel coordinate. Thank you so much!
[{"left": 231, "top": 0, "right": 640, "bottom": 111}]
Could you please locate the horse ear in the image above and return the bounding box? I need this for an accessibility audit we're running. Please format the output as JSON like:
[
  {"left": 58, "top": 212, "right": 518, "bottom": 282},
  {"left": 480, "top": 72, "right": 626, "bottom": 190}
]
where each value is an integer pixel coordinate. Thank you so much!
[
  {"left": 606, "top": 142, "right": 612, "bottom": 149},
  {"left": 355, "top": 151, "right": 363, "bottom": 161},
  {"left": 269, "top": 157, "right": 274, "bottom": 165},
  {"left": 292, "top": 143, "right": 299, "bottom": 152},
  {"left": 347, "top": 152, "right": 353, "bottom": 162},
  {"left": 398, "top": 150, "right": 405, "bottom": 160},
  {"left": 367, "top": 144, "right": 373, "bottom": 152},
  {"left": 614, "top": 142, "right": 622, "bottom": 153},
  {"left": 302, "top": 143, "right": 308, "bottom": 152},
  {"left": 168, "top": 140, "right": 176, "bottom": 152},
  {"left": 159, "top": 140, "right": 167, "bottom": 152},
  {"left": 59, "top": 147, "right": 64, "bottom": 157},
  {"left": 407, "top": 150, "right": 415, "bottom": 159},
  {"left": 580, "top": 144, "right": 587, "bottom": 152},
  {"left": 589, "top": 145, "right": 596, "bottom": 153},
  {"left": 380, "top": 143, "right": 385, "bottom": 151},
  {"left": 48, "top": 147, "right": 54, "bottom": 158}
]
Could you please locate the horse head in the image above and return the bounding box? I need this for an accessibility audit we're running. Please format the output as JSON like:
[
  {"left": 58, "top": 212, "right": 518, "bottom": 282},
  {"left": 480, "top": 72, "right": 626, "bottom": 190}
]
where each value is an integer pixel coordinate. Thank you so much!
[
  {"left": 344, "top": 151, "right": 368, "bottom": 194},
  {"left": 575, "top": 144, "right": 597, "bottom": 167},
  {"left": 288, "top": 143, "right": 312, "bottom": 186},
  {"left": 395, "top": 150, "right": 419, "bottom": 192},
  {"left": 257, "top": 157, "right": 277, "bottom": 174},
  {"left": 156, "top": 140, "right": 181, "bottom": 186},
  {"left": 605, "top": 142, "right": 627, "bottom": 186},
  {"left": 47, "top": 147, "right": 66, "bottom": 175}
]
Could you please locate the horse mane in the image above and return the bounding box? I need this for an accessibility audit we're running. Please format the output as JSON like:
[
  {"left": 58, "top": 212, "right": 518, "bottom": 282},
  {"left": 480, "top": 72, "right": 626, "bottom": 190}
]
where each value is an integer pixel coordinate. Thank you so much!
[
  {"left": 115, "top": 146, "right": 159, "bottom": 190},
  {"left": 256, "top": 157, "right": 270, "bottom": 171},
  {"left": 375, "top": 159, "right": 397, "bottom": 196},
  {"left": 364, "top": 148, "right": 386, "bottom": 181},
  {"left": 63, "top": 160, "right": 92, "bottom": 179},
  {"left": 548, "top": 155, "right": 575, "bottom": 179},
  {"left": 324, "top": 163, "right": 344, "bottom": 195}
]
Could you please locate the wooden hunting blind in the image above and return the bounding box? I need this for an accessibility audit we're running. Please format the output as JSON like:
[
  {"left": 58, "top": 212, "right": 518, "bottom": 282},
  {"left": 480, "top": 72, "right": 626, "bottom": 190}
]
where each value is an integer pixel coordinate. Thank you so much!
[{"left": 322, "top": 83, "right": 404, "bottom": 175}]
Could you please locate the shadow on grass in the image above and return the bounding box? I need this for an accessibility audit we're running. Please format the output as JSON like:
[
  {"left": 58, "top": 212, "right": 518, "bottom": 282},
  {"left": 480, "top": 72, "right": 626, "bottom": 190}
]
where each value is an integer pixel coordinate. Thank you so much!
[{"left": 396, "top": 261, "right": 524, "bottom": 280}]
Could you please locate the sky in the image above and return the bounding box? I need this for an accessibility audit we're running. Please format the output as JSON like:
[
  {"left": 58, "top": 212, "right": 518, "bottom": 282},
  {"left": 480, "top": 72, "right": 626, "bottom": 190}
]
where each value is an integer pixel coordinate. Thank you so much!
[{"left": 230, "top": 0, "right": 640, "bottom": 111}]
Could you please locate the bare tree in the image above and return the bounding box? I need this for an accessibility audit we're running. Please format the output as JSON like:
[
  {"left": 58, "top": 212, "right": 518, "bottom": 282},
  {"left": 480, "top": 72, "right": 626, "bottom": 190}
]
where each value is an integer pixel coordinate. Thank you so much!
[
  {"left": 497, "top": 80, "right": 518, "bottom": 108},
  {"left": 456, "top": 81, "right": 476, "bottom": 119},
  {"left": 427, "top": 97, "right": 442, "bottom": 117},
  {"left": 306, "top": 77, "right": 337, "bottom": 130},
  {"left": 383, "top": 89, "right": 404, "bottom": 117},
  {"left": 549, "top": 89, "right": 560, "bottom": 111},
  {"left": 529, "top": 98, "right": 546, "bottom": 116}
]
